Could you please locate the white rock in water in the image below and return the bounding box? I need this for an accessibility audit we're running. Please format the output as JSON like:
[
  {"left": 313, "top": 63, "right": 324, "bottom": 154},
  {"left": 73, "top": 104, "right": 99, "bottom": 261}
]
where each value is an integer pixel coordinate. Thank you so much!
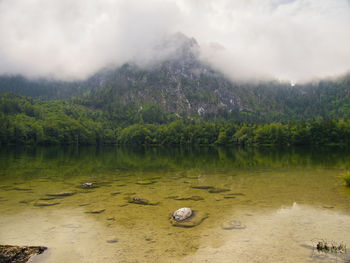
[
  {"left": 82, "top": 182, "right": 94, "bottom": 188},
  {"left": 173, "top": 207, "right": 192, "bottom": 221}
]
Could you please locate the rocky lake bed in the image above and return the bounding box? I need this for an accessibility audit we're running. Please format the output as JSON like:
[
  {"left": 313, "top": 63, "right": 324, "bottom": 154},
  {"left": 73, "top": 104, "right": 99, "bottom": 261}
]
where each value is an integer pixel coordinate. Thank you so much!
[{"left": 1, "top": 146, "right": 350, "bottom": 262}]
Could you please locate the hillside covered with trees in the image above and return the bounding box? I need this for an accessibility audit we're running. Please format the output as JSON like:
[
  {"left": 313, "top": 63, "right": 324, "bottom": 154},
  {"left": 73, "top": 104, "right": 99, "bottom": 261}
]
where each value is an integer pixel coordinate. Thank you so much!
[
  {"left": 1, "top": 93, "right": 350, "bottom": 147},
  {"left": 1, "top": 35, "right": 350, "bottom": 147}
]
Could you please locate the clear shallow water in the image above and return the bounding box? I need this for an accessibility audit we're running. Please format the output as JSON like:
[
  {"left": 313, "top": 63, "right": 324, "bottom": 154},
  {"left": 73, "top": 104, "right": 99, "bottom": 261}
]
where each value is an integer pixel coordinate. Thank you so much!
[{"left": 1, "top": 146, "right": 350, "bottom": 262}]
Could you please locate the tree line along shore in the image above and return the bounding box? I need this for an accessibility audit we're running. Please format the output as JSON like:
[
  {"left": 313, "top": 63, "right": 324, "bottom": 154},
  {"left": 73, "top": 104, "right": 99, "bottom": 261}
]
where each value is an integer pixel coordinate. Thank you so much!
[{"left": 1, "top": 93, "right": 349, "bottom": 146}]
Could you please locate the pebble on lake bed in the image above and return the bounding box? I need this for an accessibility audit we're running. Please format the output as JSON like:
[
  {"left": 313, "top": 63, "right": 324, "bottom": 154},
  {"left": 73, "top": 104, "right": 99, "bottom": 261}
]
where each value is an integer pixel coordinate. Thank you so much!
[
  {"left": 208, "top": 188, "right": 230, "bottom": 193},
  {"left": 85, "top": 209, "right": 105, "bottom": 214},
  {"left": 191, "top": 185, "right": 214, "bottom": 190},
  {"left": 106, "top": 237, "right": 118, "bottom": 243},
  {"left": 46, "top": 192, "right": 75, "bottom": 197},
  {"left": 173, "top": 207, "right": 192, "bottom": 221},
  {"left": 34, "top": 202, "right": 60, "bottom": 207},
  {"left": 128, "top": 197, "right": 159, "bottom": 206},
  {"left": 170, "top": 209, "right": 209, "bottom": 228},
  {"left": 172, "top": 196, "right": 204, "bottom": 201}
]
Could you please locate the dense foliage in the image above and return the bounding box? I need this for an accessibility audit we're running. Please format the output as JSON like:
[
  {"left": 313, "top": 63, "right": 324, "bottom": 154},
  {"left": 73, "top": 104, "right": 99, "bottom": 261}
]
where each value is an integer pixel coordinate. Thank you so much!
[
  {"left": 0, "top": 93, "right": 114, "bottom": 145},
  {"left": 1, "top": 93, "right": 349, "bottom": 146},
  {"left": 114, "top": 120, "right": 350, "bottom": 146}
]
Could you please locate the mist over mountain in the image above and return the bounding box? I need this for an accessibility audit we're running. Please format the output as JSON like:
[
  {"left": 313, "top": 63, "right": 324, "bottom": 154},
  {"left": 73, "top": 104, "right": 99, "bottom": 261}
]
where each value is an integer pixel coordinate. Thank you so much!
[
  {"left": 1, "top": 33, "right": 349, "bottom": 123},
  {"left": 0, "top": 0, "right": 350, "bottom": 82},
  {"left": 1, "top": 0, "right": 350, "bottom": 119}
]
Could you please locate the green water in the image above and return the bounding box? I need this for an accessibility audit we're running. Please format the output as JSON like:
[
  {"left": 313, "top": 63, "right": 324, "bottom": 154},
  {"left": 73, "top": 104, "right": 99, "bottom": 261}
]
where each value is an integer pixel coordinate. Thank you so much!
[{"left": 1, "top": 146, "right": 350, "bottom": 262}]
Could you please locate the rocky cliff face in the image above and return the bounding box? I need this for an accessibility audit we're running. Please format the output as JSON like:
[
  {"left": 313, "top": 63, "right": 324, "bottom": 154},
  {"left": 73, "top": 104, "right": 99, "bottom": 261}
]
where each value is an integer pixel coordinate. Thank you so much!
[{"left": 87, "top": 33, "right": 251, "bottom": 117}]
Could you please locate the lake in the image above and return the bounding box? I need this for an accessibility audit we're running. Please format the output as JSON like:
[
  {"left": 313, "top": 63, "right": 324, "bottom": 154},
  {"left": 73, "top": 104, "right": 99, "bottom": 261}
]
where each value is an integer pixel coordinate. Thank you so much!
[{"left": 1, "top": 146, "right": 350, "bottom": 262}]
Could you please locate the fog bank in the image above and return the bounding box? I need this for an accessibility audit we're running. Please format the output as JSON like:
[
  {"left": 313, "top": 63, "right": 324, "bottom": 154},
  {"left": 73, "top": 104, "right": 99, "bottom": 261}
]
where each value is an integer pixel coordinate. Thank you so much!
[{"left": 0, "top": 0, "right": 349, "bottom": 82}]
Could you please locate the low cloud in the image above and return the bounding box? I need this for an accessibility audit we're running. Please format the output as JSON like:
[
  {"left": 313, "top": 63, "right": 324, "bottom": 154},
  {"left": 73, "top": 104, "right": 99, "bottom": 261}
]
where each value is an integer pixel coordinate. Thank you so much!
[{"left": 0, "top": 0, "right": 349, "bottom": 82}]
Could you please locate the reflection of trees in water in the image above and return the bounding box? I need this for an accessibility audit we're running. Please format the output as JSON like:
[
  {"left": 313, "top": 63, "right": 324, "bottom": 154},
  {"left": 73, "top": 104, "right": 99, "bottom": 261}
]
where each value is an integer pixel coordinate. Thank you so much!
[{"left": 1, "top": 146, "right": 350, "bottom": 180}]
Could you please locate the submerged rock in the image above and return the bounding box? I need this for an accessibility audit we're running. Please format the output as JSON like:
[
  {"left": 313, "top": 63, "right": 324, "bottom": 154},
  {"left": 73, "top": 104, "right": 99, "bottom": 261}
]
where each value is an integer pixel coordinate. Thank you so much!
[
  {"left": 173, "top": 196, "right": 204, "bottom": 201},
  {"left": 0, "top": 245, "right": 47, "bottom": 263},
  {"left": 226, "top": 193, "right": 245, "bottom": 196},
  {"left": 129, "top": 197, "right": 149, "bottom": 205},
  {"left": 106, "top": 238, "right": 118, "bottom": 244},
  {"left": 172, "top": 208, "right": 192, "bottom": 221},
  {"left": 85, "top": 209, "right": 105, "bottom": 214},
  {"left": 82, "top": 182, "right": 95, "bottom": 189},
  {"left": 208, "top": 188, "right": 230, "bottom": 193},
  {"left": 191, "top": 185, "right": 214, "bottom": 190},
  {"left": 46, "top": 192, "right": 75, "bottom": 197},
  {"left": 128, "top": 197, "right": 159, "bottom": 206},
  {"left": 166, "top": 195, "right": 179, "bottom": 199},
  {"left": 322, "top": 206, "right": 335, "bottom": 209},
  {"left": 221, "top": 220, "right": 246, "bottom": 230},
  {"left": 34, "top": 202, "right": 60, "bottom": 207},
  {"left": 315, "top": 240, "right": 346, "bottom": 253},
  {"left": 170, "top": 210, "right": 209, "bottom": 228}
]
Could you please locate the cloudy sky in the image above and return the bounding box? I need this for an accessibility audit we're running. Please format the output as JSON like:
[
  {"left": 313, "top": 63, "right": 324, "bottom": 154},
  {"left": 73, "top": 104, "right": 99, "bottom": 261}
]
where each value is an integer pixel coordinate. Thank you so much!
[{"left": 0, "top": 0, "right": 349, "bottom": 82}]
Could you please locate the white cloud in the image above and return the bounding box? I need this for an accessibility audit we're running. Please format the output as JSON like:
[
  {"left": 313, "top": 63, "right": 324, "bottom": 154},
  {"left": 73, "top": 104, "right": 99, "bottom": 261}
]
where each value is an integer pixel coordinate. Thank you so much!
[{"left": 0, "top": 0, "right": 349, "bottom": 82}]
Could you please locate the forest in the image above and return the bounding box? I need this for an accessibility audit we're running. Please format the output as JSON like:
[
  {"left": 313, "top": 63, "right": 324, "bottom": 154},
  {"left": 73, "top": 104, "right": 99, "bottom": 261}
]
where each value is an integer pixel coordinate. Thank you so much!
[{"left": 1, "top": 92, "right": 349, "bottom": 146}]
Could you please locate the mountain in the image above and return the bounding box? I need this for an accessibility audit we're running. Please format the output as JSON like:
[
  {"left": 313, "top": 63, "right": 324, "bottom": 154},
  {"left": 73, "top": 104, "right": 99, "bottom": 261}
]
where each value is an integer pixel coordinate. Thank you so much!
[
  {"left": 1, "top": 33, "right": 350, "bottom": 122},
  {"left": 82, "top": 33, "right": 350, "bottom": 122},
  {"left": 1, "top": 34, "right": 350, "bottom": 146}
]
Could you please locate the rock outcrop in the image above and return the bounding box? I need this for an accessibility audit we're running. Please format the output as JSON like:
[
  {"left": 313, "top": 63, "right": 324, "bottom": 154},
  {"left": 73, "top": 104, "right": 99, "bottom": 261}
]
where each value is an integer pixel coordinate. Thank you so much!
[{"left": 0, "top": 245, "right": 47, "bottom": 263}]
